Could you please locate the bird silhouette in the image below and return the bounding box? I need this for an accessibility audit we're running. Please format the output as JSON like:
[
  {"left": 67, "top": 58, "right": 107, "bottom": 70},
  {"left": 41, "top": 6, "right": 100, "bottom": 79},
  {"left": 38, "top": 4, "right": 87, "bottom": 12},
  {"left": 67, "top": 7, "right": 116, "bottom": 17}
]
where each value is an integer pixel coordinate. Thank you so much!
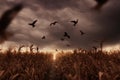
[
  {"left": 60, "top": 38, "right": 65, "bottom": 41},
  {"left": 29, "top": 20, "right": 38, "bottom": 28},
  {"left": 0, "top": 3, "right": 23, "bottom": 43},
  {"left": 50, "top": 21, "right": 58, "bottom": 26},
  {"left": 42, "top": 36, "right": 46, "bottom": 39},
  {"left": 55, "top": 49, "right": 58, "bottom": 52},
  {"left": 64, "top": 32, "right": 70, "bottom": 39},
  {"left": 94, "top": 0, "right": 108, "bottom": 10},
  {"left": 66, "top": 44, "right": 71, "bottom": 47},
  {"left": 80, "top": 30, "right": 85, "bottom": 35},
  {"left": 70, "top": 19, "right": 78, "bottom": 26}
]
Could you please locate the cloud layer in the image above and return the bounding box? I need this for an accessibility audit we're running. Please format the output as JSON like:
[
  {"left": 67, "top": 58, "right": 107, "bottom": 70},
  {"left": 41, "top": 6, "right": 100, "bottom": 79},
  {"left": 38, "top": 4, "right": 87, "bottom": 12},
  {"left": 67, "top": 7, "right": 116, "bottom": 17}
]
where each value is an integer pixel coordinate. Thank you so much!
[{"left": 0, "top": 0, "right": 120, "bottom": 49}]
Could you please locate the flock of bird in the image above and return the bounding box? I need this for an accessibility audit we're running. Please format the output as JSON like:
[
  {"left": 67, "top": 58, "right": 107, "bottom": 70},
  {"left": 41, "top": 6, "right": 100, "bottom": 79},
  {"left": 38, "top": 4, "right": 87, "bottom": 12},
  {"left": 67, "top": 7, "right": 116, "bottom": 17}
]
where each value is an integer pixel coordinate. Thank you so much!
[
  {"left": 0, "top": 0, "right": 109, "bottom": 47},
  {"left": 29, "top": 18, "right": 85, "bottom": 47}
]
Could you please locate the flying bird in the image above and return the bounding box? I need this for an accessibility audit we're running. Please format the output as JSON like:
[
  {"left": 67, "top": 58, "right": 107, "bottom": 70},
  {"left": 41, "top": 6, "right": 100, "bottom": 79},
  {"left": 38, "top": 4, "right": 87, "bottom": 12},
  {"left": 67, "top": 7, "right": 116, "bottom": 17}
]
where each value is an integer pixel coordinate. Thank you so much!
[
  {"left": 70, "top": 19, "right": 78, "bottom": 26},
  {"left": 60, "top": 38, "right": 65, "bottom": 41},
  {"left": 42, "top": 36, "right": 46, "bottom": 39},
  {"left": 55, "top": 49, "right": 58, "bottom": 52},
  {"left": 66, "top": 44, "right": 71, "bottom": 47},
  {"left": 0, "top": 3, "right": 23, "bottom": 43},
  {"left": 50, "top": 21, "right": 58, "bottom": 26},
  {"left": 64, "top": 32, "right": 70, "bottom": 39},
  {"left": 29, "top": 20, "right": 38, "bottom": 28},
  {"left": 94, "top": 0, "right": 108, "bottom": 10},
  {"left": 80, "top": 30, "right": 85, "bottom": 35}
]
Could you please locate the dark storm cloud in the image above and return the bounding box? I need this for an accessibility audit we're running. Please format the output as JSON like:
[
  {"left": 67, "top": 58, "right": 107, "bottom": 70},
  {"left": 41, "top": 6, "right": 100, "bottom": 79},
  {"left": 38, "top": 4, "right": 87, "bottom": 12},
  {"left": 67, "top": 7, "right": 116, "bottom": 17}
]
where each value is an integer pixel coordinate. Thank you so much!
[
  {"left": 31, "top": 0, "right": 81, "bottom": 10},
  {"left": 44, "top": 0, "right": 120, "bottom": 49},
  {"left": 90, "top": 0, "right": 120, "bottom": 45}
]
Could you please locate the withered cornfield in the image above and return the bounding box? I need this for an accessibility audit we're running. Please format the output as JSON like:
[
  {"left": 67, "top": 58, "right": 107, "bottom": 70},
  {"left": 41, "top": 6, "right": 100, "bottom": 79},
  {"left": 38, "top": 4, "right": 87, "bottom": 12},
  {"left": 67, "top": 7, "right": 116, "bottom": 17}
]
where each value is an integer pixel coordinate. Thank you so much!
[{"left": 0, "top": 49, "right": 120, "bottom": 80}]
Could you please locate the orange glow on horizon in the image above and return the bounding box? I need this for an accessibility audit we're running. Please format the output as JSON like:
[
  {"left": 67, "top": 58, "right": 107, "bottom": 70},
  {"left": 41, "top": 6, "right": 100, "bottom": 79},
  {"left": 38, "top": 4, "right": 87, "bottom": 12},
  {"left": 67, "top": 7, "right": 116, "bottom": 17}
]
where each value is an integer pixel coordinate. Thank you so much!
[
  {"left": 104, "top": 44, "right": 120, "bottom": 52},
  {"left": 0, "top": 44, "right": 120, "bottom": 54}
]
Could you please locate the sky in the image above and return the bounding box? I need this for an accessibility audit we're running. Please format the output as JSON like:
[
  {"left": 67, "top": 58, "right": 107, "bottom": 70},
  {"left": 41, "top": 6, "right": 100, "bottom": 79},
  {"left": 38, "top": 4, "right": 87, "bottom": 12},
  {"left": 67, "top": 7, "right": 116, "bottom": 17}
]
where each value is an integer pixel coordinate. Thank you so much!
[{"left": 0, "top": 0, "right": 120, "bottom": 50}]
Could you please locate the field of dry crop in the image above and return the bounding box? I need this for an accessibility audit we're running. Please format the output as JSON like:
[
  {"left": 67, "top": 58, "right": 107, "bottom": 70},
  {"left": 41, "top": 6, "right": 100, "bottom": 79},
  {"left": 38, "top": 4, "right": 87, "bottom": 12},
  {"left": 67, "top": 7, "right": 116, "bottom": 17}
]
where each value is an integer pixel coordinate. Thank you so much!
[{"left": 0, "top": 49, "right": 120, "bottom": 80}]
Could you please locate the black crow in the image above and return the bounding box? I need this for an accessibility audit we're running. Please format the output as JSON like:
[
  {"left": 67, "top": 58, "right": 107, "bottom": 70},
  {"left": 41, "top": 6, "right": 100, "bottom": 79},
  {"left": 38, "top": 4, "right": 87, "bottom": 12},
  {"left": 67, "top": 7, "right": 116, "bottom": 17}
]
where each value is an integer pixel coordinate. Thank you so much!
[
  {"left": 80, "top": 30, "right": 85, "bottom": 35},
  {"left": 64, "top": 32, "right": 70, "bottom": 39},
  {"left": 0, "top": 3, "right": 23, "bottom": 43},
  {"left": 94, "top": 0, "right": 108, "bottom": 10},
  {"left": 50, "top": 21, "right": 58, "bottom": 26},
  {"left": 66, "top": 44, "right": 71, "bottom": 47},
  {"left": 60, "top": 38, "right": 65, "bottom": 41},
  {"left": 42, "top": 36, "right": 46, "bottom": 39},
  {"left": 29, "top": 20, "right": 38, "bottom": 28},
  {"left": 70, "top": 19, "right": 78, "bottom": 26},
  {"left": 55, "top": 49, "right": 58, "bottom": 52}
]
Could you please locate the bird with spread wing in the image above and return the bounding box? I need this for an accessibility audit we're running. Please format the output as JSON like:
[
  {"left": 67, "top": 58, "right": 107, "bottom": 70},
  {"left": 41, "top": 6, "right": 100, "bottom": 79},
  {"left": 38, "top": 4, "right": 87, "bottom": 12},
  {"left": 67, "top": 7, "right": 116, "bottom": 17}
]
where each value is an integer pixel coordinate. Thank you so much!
[
  {"left": 70, "top": 19, "right": 78, "bottom": 26},
  {"left": 64, "top": 32, "right": 70, "bottom": 39},
  {"left": 29, "top": 19, "right": 38, "bottom": 28},
  {"left": 50, "top": 21, "right": 58, "bottom": 26}
]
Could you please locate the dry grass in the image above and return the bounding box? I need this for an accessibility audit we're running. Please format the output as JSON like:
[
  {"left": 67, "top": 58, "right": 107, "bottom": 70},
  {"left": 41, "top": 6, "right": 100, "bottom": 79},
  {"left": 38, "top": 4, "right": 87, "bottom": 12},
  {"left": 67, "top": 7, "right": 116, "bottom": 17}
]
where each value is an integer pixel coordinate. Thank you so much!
[{"left": 0, "top": 48, "right": 120, "bottom": 80}]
